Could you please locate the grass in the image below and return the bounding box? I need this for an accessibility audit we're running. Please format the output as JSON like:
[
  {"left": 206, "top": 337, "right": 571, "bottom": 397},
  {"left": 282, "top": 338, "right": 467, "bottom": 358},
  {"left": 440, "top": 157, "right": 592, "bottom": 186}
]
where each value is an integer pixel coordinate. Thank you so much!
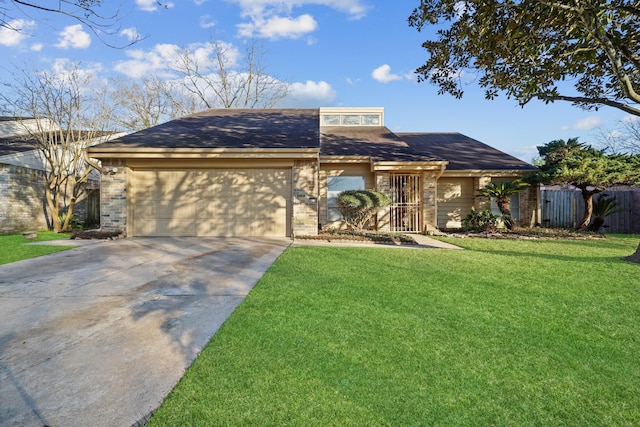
[
  {"left": 147, "top": 234, "right": 640, "bottom": 427},
  {"left": 0, "top": 231, "right": 73, "bottom": 265}
]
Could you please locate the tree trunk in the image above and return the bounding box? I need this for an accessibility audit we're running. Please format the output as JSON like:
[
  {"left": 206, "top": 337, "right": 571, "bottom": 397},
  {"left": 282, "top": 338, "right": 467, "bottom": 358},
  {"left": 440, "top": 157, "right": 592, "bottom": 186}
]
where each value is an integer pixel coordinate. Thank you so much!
[
  {"left": 45, "top": 182, "right": 61, "bottom": 232},
  {"left": 623, "top": 242, "right": 640, "bottom": 264},
  {"left": 576, "top": 188, "right": 600, "bottom": 230},
  {"left": 496, "top": 198, "right": 514, "bottom": 230}
]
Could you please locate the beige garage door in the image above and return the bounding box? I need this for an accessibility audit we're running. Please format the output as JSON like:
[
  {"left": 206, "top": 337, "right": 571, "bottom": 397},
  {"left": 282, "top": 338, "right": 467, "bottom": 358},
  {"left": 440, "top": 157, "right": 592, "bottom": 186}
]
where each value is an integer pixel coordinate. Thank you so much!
[
  {"left": 437, "top": 177, "right": 474, "bottom": 229},
  {"left": 131, "top": 169, "right": 291, "bottom": 237}
]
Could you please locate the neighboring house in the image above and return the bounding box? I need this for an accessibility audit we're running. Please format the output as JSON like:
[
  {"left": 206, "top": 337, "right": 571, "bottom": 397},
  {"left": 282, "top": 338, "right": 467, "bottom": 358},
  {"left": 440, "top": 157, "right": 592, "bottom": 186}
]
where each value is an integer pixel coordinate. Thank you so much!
[
  {"left": 88, "top": 107, "right": 539, "bottom": 237},
  {"left": 0, "top": 117, "right": 122, "bottom": 234}
]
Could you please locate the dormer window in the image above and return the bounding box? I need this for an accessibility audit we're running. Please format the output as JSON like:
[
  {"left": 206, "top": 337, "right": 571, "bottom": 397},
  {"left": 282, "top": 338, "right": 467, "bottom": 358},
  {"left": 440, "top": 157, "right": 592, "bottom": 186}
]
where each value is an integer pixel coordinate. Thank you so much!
[{"left": 320, "top": 107, "right": 384, "bottom": 127}]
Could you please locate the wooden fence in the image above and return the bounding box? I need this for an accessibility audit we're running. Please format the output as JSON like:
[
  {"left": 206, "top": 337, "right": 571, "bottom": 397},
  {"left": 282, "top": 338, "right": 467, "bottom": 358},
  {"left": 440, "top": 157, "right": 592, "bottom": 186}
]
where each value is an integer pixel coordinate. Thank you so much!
[{"left": 540, "top": 188, "right": 640, "bottom": 233}]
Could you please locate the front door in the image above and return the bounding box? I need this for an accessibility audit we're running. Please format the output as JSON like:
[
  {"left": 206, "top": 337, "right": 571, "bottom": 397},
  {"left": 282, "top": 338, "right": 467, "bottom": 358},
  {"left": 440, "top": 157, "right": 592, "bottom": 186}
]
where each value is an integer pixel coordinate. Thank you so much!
[{"left": 390, "top": 174, "right": 421, "bottom": 233}]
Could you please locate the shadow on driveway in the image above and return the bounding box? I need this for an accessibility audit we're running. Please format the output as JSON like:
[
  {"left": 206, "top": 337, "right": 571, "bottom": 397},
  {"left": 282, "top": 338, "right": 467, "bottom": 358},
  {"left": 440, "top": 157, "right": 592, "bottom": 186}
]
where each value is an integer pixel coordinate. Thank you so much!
[{"left": 0, "top": 237, "right": 290, "bottom": 427}]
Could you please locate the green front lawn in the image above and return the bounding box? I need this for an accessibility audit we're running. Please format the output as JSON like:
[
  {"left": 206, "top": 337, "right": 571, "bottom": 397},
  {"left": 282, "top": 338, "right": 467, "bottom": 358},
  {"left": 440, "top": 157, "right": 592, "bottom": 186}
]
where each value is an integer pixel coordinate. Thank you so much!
[
  {"left": 0, "top": 231, "right": 73, "bottom": 265},
  {"left": 148, "top": 235, "right": 640, "bottom": 426}
]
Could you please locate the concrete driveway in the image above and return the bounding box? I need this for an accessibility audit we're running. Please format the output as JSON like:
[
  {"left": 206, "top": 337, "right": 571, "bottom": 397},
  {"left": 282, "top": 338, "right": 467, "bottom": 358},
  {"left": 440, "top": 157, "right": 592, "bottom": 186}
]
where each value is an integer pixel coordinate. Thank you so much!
[{"left": 0, "top": 237, "right": 290, "bottom": 427}]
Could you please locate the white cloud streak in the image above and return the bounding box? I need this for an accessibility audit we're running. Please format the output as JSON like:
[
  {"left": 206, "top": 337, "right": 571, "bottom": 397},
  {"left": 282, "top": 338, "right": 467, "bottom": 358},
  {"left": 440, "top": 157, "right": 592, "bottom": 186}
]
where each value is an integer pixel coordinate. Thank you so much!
[
  {"left": 229, "top": 0, "right": 367, "bottom": 39},
  {"left": 278, "top": 80, "right": 337, "bottom": 107},
  {"left": 561, "top": 116, "right": 603, "bottom": 131},
  {"left": 0, "top": 19, "right": 36, "bottom": 47},
  {"left": 371, "top": 64, "right": 408, "bottom": 83},
  {"left": 238, "top": 14, "right": 317, "bottom": 39},
  {"left": 55, "top": 24, "right": 91, "bottom": 49},
  {"left": 136, "top": 0, "right": 175, "bottom": 12}
]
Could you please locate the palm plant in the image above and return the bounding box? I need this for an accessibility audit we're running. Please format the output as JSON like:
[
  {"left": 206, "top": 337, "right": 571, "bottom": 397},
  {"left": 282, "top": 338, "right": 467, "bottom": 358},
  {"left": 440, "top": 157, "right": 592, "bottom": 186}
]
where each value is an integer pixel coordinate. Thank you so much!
[
  {"left": 477, "top": 179, "right": 528, "bottom": 229},
  {"left": 587, "top": 195, "right": 624, "bottom": 232}
]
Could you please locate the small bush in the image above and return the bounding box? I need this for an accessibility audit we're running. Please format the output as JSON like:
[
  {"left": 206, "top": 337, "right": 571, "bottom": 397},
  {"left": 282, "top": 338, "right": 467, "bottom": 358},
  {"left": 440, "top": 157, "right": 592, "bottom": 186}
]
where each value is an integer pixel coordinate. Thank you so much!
[
  {"left": 462, "top": 207, "right": 499, "bottom": 232},
  {"left": 337, "top": 190, "right": 391, "bottom": 230},
  {"left": 58, "top": 213, "right": 84, "bottom": 231}
]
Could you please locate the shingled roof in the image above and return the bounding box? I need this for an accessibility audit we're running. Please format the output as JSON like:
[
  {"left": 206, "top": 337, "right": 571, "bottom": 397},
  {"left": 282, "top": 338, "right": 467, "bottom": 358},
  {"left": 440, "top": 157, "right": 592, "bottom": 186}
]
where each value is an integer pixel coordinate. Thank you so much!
[
  {"left": 398, "top": 132, "right": 536, "bottom": 171},
  {"left": 320, "top": 126, "right": 445, "bottom": 163},
  {"left": 94, "top": 109, "right": 320, "bottom": 150},
  {"left": 90, "top": 109, "right": 536, "bottom": 171}
]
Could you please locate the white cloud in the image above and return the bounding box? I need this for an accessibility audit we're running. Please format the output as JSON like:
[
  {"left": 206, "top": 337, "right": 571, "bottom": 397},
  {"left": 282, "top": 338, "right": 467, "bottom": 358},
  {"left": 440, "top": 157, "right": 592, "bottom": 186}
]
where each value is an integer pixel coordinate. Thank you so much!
[
  {"left": 113, "top": 43, "right": 182, "bottom": 78},
  {"left": 621, "top": 114, "right": 640, "bottom": 124},
  {"left": 0, "top": 19, "right": 36, "bottom": 47},
  {"left": 48, "top": 59, "right": 104, "bottom": 91},
  {"left": 31, "top": 43, "right": 43, "bottom": 52},
  {"left": 278, "top": 80, "right": 336, "bottom": 107},
  {"left": 121, "top": 27, "right": 141, "bottom": 42},
  {"left": 561, "top": 116, "right": 603, "bottom": 131},
  {"left": 55, "top": 24, "right": 91, "bottom": 49},
  {"left": 230, "top": 0, "right": 367, "bottom": 39},
  {"left": 137, "top": 0, "right": 174, "bottom": 12},
  {"left": 230, "top": 0, "right": 367, "bottom": 20},
  {"left": 372, "top": 64, "right": 407, "bottom": 83},
  {"left": 200, "top": 14, "right": 216, "bottom": 29},
  {"left": 510, "top": 145, "right": 539, "bottom": 163},
  {"left": 194, "top": 0, "right": 208, "bottom": 5},
  {"left": 113, "top": 41, "right": 239, "bottom": 78},
  {"left": 238, "top": 14, "right": 317, "bottom": 39}
]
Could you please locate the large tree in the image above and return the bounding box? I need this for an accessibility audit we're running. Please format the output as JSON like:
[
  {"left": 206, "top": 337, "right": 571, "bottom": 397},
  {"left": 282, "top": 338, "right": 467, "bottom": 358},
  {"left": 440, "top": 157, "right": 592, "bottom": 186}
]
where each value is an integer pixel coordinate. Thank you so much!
[
  {"left": 172, "top": 39, "right": 289, "bottom": 110},
  {"left": 1, "top": 1, "right": 142, "bottom": 46},
  {"left": 532, "top": 138, "right": 640, "bottom": 229},
  {"left": 109, "top": 75, "right": 197, "bottom": 132},
  {"left": 1, "top": 63, "right": 118, "bottom": 231},
  {"left": 409, "top": 1, "right": 640, "bottom": 117},
  {"left": 598, "top": 117, "right": 640, "bottom": 154}
]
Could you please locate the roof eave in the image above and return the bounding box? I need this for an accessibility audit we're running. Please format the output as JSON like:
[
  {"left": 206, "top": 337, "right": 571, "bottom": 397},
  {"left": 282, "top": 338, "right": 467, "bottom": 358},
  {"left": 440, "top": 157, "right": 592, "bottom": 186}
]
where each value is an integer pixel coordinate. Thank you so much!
[
  {"left": 441, "top": 168, "right": 537, "bottom": 177},
  {"left": 87, "top": 147, "right": 319, "bottom": 159},
  {"left": 371, "top": 160, "right": 449, "bottom": 172}
]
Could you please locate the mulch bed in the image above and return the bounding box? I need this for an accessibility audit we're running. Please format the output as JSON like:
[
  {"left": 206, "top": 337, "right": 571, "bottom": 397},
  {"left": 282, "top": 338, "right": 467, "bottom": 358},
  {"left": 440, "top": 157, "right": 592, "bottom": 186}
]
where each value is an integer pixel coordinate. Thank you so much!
[
  {"left": 438, "top": 227, "right": 607, "bottom": 240},
  {"left": 70, "top": 229, "right": 125, "bottom": 240}
]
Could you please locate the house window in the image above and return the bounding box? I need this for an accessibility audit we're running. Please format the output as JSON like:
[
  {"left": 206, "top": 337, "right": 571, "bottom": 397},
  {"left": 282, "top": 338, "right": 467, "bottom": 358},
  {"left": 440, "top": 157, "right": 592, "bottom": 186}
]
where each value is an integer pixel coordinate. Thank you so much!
[
  {"left": 341, "top": 115, "right": 361, "bottom": 125},
  {"left": 319, "top": 110, "right": 383, "bottom": 127},
  {"left": 327, "top": 176, "right": 365, "bottom": 221},
  {"left": 361, "top": 114, "right": 380, "bottom": 125},
  {"left": 323, "top": 114, "right": 341, "bottom": 126},
  {"left": 490, "top": 195, "right": 520, "bottom": 221},
  {"left": 489, "top": 179, "right": 521, "bottom": 221}
]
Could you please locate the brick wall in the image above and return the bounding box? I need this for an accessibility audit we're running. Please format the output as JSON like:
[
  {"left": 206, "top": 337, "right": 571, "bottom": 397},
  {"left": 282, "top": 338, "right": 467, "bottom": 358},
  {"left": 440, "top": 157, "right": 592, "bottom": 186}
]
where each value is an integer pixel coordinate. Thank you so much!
[
  {"left": 0, "top": 164, "right": 49, "bottom": 234},
  {"left": 292, "top": 160, "right": 318, "bottom": 236},
  {"left": 0, "top": 164, "right": 98, "bottom": 234},
  {"left": 422, "top": 172, "right": 438, "bottom": 232},
  {"left": 375, "top": 172, "right": 391, "bottom": 231},
  {"left": 99, "top": 160, "right": 128, "bottom": 234}
]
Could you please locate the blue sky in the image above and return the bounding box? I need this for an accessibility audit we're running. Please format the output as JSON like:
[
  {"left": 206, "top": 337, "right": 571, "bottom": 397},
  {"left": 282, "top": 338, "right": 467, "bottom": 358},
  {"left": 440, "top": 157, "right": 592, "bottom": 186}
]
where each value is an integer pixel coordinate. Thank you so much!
[{"left": 0, "top": 0, "right": 630, "bottom": 162}]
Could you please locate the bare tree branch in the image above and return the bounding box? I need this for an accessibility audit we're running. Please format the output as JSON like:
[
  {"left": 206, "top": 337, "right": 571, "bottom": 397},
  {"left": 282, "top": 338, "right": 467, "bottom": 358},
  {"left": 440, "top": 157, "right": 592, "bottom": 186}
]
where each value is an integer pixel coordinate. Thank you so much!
[{"left": 2, "top": 0, "right": 144, "bottom": 48}]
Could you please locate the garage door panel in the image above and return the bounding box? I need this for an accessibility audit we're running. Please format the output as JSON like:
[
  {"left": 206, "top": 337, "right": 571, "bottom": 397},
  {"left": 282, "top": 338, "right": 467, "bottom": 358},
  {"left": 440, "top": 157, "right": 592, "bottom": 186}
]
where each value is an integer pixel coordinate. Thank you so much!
[
  {"left": 132, "top": 168, "right": 291, "bottom": 237},
  {"left": 135, "top": 219, "right": 197, "bottom": 237}
]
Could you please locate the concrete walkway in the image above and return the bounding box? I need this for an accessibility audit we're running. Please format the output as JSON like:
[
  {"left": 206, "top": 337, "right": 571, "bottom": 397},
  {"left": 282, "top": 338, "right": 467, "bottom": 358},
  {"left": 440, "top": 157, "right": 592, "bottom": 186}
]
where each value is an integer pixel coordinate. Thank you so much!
[{"left": 0, "top": 237, "right": 290, "bottom": 427}]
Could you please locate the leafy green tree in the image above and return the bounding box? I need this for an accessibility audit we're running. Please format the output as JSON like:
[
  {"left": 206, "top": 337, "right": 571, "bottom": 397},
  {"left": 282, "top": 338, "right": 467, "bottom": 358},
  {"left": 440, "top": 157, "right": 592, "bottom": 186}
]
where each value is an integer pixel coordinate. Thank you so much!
[
  {"left": 409, "top": 1, "right": 640, "bottom": 117},
  {"left": 337, "top": 190, "right": 391, "bottom": 231},
  {"left": 531, "top": 138, "right": 640, "bottom": 229},
  {"left": 477, "top": 179, "right": 528, "bottom": 229}
]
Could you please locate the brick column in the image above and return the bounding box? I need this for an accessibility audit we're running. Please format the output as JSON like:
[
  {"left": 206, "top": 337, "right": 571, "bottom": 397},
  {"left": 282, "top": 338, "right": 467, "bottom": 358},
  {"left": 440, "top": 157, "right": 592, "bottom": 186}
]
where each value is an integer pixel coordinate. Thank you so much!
[
  {"left": 292, "top": 160, "right": 319, "bottom": 236},
  {"left": 100, "top": 159, "right": 128, "bottom": 234},
  {"left": 375, "top": 172, "right": 390, "bottom": 231},
  {"left": 422, "top": 172, "right": 438, "bottom": 232},
  {"left": 474, "top": 176, "right": 491, "bottom": 210}
]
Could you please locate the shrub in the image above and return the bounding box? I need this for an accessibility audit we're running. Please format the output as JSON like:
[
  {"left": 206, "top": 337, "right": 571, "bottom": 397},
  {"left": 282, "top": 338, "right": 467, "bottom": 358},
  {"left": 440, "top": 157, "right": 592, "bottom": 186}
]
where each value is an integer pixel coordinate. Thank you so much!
[
  {"left": 337, "top": 190, "right": 391, "bottom": 230},
  {"left": 588, "top": 194, "right": 624, "bottom": 232},
  {"left": 462, "top": 207, "right": 499, "bottom": 232},
  {"left": 58, "top": 213, "right": 84, "bottom": 231}
]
